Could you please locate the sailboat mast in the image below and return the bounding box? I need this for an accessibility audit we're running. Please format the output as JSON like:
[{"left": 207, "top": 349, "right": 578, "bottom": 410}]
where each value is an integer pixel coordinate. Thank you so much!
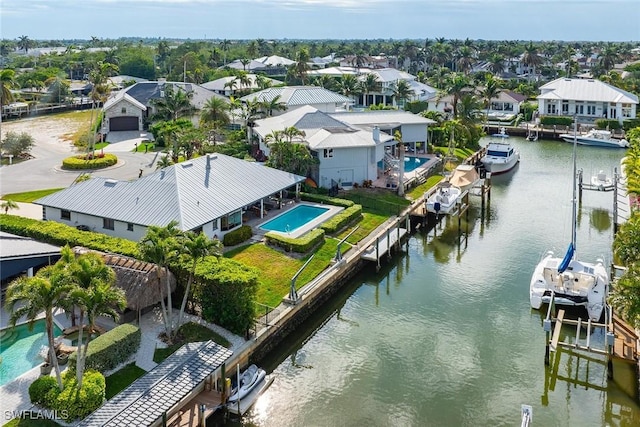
[{"left": 571, "top": 118, "right": 578, "bottom": 253}]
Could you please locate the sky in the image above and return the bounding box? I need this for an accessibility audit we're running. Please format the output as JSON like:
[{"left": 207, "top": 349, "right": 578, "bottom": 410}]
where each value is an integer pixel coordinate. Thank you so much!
[{"left": 1, "top": 0, "right": 639, "bottom": 42}]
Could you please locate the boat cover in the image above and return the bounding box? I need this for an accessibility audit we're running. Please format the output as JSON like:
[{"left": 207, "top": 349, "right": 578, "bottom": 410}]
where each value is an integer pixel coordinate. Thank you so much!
[{"left": 557, "top": 243, "right": 574, "bottom": 273}]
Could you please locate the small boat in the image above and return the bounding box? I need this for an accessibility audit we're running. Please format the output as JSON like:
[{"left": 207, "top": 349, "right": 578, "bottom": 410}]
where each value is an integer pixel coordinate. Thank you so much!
[
  {"left": 425, "top": 182, "right": 462, "bottom": 214},
  {"left": 448, "top": 164, "right": 480, "bottom": 193},
  {"left": 590, "top": 170, "right": 614, "bottom": 191},
  {"left": 492, "top": 127, "right": 509, "bottom": 138},
  {"left": 559, "top": 129, "right": 629, "bottom": 148},
  {"left": 227, "top": 364, "right": 267, "bottom": 404},
  {"left": 481, "top": 135, "right": 520, "bottom": 175},
  {"left": 521, "top": 405, "right": 533, "bottom": 427},
  {"left": 526, "top": 131, "right": 538, "bottom": 142},
  {"left": 530, "top": 122, "right": 609, "bottom": 321}
]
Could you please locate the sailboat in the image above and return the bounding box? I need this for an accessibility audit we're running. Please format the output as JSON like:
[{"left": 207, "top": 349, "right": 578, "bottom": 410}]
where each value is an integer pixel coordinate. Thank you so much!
[{"left": 529, "top": 120, "right": 609, "bottom": 321}]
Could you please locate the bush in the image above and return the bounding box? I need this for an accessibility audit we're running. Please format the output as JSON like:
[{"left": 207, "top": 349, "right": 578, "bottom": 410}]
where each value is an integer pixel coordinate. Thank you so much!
[
  {"left": 62, "top": 153, "right": 117, "bottom": 170},
  {"left": 68, "top": 324, "right": 141, "bottom": 374},
  {"left": 54, "top": 371, "right": 105, "bottom": 420},
  {"left": 222, "top": 225, "right": 253, "bottom": 246},
  {"left": 28, "top": 376, "right": 57, "bottom": 406},
  {"left": 540, "top": 116, "right": 574, "bottom": 126},
  {"left": 404, "top": 100, "right": 429, "bottom": 114},
  {"left": 320, "top": 205, "right": 363, "bottom": 234},
  {"left": 520, "top": 102, "right": 538, "bottom": 122},
  {"left": 595, "top": 118, "right": 622, "bottom": 130},
  {"left": 300, "top": 193, "right": 355, "bottom": 208},
  {"left": 623, "top": 118, "right": 640, "bottom": 131},
  {"left": 1, "top": 131, "right": 34, "bottom": 157},
  {"left": 0, "top": 215, "right": 139, "bottom": 257},
  {"left": 265, "top": 228, "right": 325, "bottom": 253}
]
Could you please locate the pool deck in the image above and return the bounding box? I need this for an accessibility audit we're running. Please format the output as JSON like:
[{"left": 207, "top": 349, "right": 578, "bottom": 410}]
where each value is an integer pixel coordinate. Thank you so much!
[{"left": 373, "top": 153, "right": 441, "bottom": 190}]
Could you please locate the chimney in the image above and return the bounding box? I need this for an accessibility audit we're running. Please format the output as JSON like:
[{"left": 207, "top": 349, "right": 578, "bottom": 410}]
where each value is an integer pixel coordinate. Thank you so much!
[{"left": 373, "top": 126, "right": 380, "bottom": 143}]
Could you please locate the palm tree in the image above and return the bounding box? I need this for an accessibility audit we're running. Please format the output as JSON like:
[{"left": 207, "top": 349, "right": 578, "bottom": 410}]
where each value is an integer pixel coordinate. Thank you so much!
[
  {"left": 17, "top": 35, "right": 32, "bottom": 53},
  {"left": 1, "top": 199, "right": 19, "bottom": 214},
  {"left": 456, "top": 46, "right": 476, "bottom": 74},
  {"left": 294, "top": 48, "right": 311, "bottom": 85},
  {"left": 488, "top": 53, "right": 506, "bottom": 76},
  {"left": 259, "top": 94, "right": 287, "bottom": 117},
  {"left": 599, "top": 46, "right": 620, "bottom": 72},
  {"left": 482, "top": 75, "right": 502, "bottom": 127},
  {"left": 6, "top": 274, "right": 75, "bottom": 390},
  {"left": 200, "top": 96, "right": 230, "bottom": 127},
  {"left": 176, "top": 231, "right": 222, "bottom": 330},
  {"left": 442, "top": 72, "right": 472, "bottom": 119},
  {"left": 359, "top": 73, "right": 379, "bottom": 107},
  {"left": 87, "top": 61, "right": 119, "bottom": 153},
  {"left": 151, "top": 85, "right": 196, "bottom": 122},
  {"left": 220, "top": 39, "right": 231, "bottom": 65},
  {"left": 0, "top": 69, "right": 16, "bottom": 139},
  {"left": 138, "top": 221, "right": 181, "bottom": 340},
  {"left": 391, "top": 79, "right": 414, "bottom": 109},
  {"left": 609, "top": 264, "right": 640, "bottom": 328},
  {"left": 338, "top": 74, "right": 360, "bottom": 104},
  {"left": 522, "top": 42, "right": 543, "bottom": 81},
  {"left": 156, "top": 154, "right": 173, "bottom": 170}
]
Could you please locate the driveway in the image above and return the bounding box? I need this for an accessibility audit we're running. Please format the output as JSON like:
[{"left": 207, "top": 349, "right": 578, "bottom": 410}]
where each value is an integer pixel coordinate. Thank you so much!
[{"left": 103, "top": 130, "right": 155, "bottom": 153}]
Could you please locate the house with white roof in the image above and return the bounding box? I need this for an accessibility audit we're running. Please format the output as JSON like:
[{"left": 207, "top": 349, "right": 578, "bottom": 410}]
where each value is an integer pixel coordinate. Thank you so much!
[
  {"left": 102, "top": 81, "right": 227, "bottom": 132},
  {"left": 253, "top": 106, "right": 432, "bottom": 188},
  {"left": 202, "top": 74, "right": 282, "bottom": 97},
  {"left": 240, "top": 86, "right": 352, "bottom": 114},
  {"left": 486, "top": 91, "right": 528, "bottom": 122},
  {"left": 34, "top": 154, "right": 305, "bottom": 241},
  {"left": 537, "top": 78, "right": 638, "bottom": 124}
]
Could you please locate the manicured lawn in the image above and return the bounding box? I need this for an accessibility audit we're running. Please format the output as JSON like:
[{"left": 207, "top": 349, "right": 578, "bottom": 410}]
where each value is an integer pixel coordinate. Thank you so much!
[
  {"left": 132, "top": 142, "right": 156, "bottom": 153},
  {"left": 2, "top": 188, "right": 64, "bottom": 202},
  {"left": 336, "top": 212, "right": 387, "bottom": 245},
  {"left": 226, "top": 239, "right": 340, "bottom": 308},
  {"left": 153, "top": 322, "right": 232, "bottom": 364},
  {"left": 406, "top": 175, "right": 444, "bottom": 201},
  {"left": 105, "top": 363, "right": 147, "bottom": 399},
  {"left": 432, "top": 146, "right": 476, "bottom": 161},
  {"left": 94, "top": 142, "right": 109, "bottom": 150},
  {"left": 340, "top": 188, "right": 411, "bottom": 217},
  {"left": 5, "top": 418, "right": 61, "bottom": 426}
]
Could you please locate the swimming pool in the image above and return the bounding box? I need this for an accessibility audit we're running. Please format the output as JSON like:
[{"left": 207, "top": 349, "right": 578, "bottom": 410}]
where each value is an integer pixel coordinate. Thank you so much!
[
  {"left": 260, "top": 204, "right": 330, "bottom": 234},
  {"left": 378, "top": 156, "right": 430, "bottom": 173},
  {"left": 0, "top": 319, "right": 62, "bottom": 386}
]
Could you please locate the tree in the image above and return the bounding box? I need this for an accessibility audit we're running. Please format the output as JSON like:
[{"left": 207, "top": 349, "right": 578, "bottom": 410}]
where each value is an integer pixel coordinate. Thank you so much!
[
  {"left": 0, "top": 69, "right": 15, "bottom": 107},
  {"left": 487, "top": 53, "right": 506, "bottom": 76},
  {"left": 200, "top": 96, "right": 230, "bottom": 127},
  {"left": 481, "top": 75, "right": 502, "bottom": 127},
  {"left": 359, "top": 73, "right": 379, "bottom": 107},
  {"left": 1, "top": 199, "right": 19, "bottom": 214},
  {"left": 442, "top": 72, "right": 472, "bottom": 119},
  {"left": 177, "top": 231, "right": 222, "bottom": 330},
  {"left": 293, "top": 48, "right": 311, "bottom": 85},
  {"left": 391, "top": 79, "right": 414, "bottom": 108},
  {"left": 150, "top": 85, "right": 196, "bottom": 122},
  {"left": 87, "top": 61, "right": 119, "bottom": 153},
  {"left": 264, "top": 129, "right": 317, "bottom": 176},
  {"left": 522, "top": 42, "right": 543, "bottom": 81},
  {"left": 17, "top": 35, "right": 33, "bottom": 54},
  {"left": 6, "top": 274, "right": 75, "bottom": 390},
  {"left": 259, "top": 94, "right": 287, "bottom": 117},
  {"left": 1, "top": 131, "right": 34, "bottom": 157},
  {"left": 338, "top": 74, "right": 360, "bottom": 103},
  {"left": 609, "top": 264, "right": 640, "bottom": 328}
]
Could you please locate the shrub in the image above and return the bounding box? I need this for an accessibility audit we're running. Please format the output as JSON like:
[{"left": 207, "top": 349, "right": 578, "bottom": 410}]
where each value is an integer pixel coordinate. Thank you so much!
[
  {"left": 265, "top": 228, "right": 325, "bottom": 253},
  {"left": 623, "top": 118, "right": 640, "bottom": 131},
  {"left": 540, "top": 116, "right": 574, "bottom": 126},
  {"left": 320, "top": 205, "right": 363, "bottom": 234},
  {"left": 222, "top": 225, "right": 253, "bottom": 246},
  {"left": 28, "top": 376, "right": 57, "bottom": 406},
  {"left": 1, "top": 131, "right": 34, "bottom": 157},
  {"left": 68, "top": 324, "right": 141, "bottom": 374},
  {"left": 0, "top": 215, "right": 139, "bottom": 257},
  {"left": 404, "top": 100, "right": 429, "bottom": 114},
  {"left": 300, "top": 193, "right": 355, "bottom": 208},
  {"left": 62, "top": 153, "right": 117, "bottom": 170},
  {"left": 595, "top": 119, "right": 622, "bottom": 130}
]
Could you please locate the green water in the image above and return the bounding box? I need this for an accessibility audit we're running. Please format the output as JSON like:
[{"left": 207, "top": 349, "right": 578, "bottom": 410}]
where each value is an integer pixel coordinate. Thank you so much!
[
  {"left": 0, "top": 319, "right": 63, "bottom": 386},
  {"left": 225, "top": 138, "right": 640, "bottom": 426}
]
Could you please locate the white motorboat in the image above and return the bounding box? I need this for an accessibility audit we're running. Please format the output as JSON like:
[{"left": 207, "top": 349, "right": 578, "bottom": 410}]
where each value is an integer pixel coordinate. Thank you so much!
[
  {"left": 425, "top": 182, "right": 462, "bottom": 214},
  {"left": 559, "top": 129, "right": 629, "bottom": 148},
  {"left": 227, "top": 364, "right": 267, "bottom": 404},
  {"left": 492, "top": 127, "right": 510, "bottom": 138},
  {"left": 448, "top": 164, "right": 480, "bottom": 193},
  {"left": 590, "top": 170, "right": 614, "bottom": 191},
  {"left": 529, "top": 122, "right": 609, "bottom": 321},
  {"left": 481, "top": 133, "right": 520, "bottom": 175}
]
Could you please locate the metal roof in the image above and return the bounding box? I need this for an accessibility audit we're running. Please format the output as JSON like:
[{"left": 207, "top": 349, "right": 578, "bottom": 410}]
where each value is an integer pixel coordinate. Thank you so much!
[
  {"left": 255, "top": 55, "right": 295, "bottom": 67},
  {"left": 34, "top": 154, "right": 305, "bottom": 231},
  {"left": 103, "top": 91, "right": 147, "bottom": 111},
  {"left": 201, "top": 74, "right": 281, "bottom": 92},
  {"left": 537, "top": 78, "right": 639, "bottom": 104},
  {"left": 240, "top": 86, "right": 351, "bottom": 107},
  {"left": 79, "top": 341, "right": 232, "bottom": 427},
  {"left": 306, "top": 128, "right": 383, "bottom": 149},
  {"left": 119, "top": 82, "right": 227, "bottom": 110},
  {"left": 330, "top": 110, "right": 435, "bottom": 126},
  {"left": 0, "top": 231, "right": 60, "bottom": 260}
]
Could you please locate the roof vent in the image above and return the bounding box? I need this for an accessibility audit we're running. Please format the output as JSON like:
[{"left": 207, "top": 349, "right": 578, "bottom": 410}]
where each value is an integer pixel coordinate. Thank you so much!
[
  {"left": 181, "top": 161, "right": 193, "bottom": 168},
  {"left": 587, "top": 79, "right": 595, "bottom": 82},
  {"left": 104, "top": 179, "right": 118, "bottom": 186}
]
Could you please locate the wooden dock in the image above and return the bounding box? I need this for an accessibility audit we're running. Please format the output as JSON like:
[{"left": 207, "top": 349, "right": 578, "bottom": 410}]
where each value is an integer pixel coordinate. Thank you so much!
[
  {"left": 165, "top": 390, "right": 223, "bottom": 427},
  {"left": 611, "top": 312, "right": 639, "bottom": 362},
  {"left": 361, "top": 227, "right": 408, "bottom": 262}
]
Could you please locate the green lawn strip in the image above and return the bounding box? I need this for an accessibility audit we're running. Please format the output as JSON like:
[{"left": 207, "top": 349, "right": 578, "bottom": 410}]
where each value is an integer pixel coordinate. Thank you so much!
[
  {"left": 432, "top": 146, "right": 477, "bottom": 161},
  {"left": 336, "top": 212, "right": 387, "bottom": 244},
  {"left": 406, "top": 175, "right": 444, "bottom": 201},
  {"left": 132, "top": 142, "right": 156, "bottom": 153},
  {"left": 4, "top": 419, "right": 61, "bottom": 426},
  {"left": 93, "top": 142, "right": 109, "bottom": 150},
  {"left": 104, "top": 363, "right": 147, "bottom": 399},
  {"left": 226, "top": 239, "right": 339, "bottom": 308},
  {"left": 340, "top": 189, "right": 410, "bottom": 216},
  {"left": 2, "top": 188, "right": 64, "bottom": 202},
  {"left": 153, "top": 322, "right": 232, "bottom": 364}
]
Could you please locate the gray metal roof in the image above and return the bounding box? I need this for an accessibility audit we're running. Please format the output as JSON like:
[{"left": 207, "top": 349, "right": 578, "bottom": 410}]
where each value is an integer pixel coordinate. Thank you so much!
[
  {"left": 79, "top": 341, "right": 232, "bottom": 427},
  {"left": 119, "top": 81, "right": 227, "bottom": 110},
  {"left": 330, "top": 110, "right": 435, "bottom": 126},
  {"left": 240, "top": 86, "right": 351, "bottom": 106},
  {"left": 538, "top": 78, "right": 639, "bottom": 103},
  {"left": 0, "top": 231, "right": 60, "bottom": 260},
  {"left": 34, "top": 154, "right": 305, "bottom": 231}
]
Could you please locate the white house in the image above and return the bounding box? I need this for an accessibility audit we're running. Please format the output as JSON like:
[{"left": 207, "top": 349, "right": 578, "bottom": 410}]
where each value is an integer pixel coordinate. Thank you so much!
[
  {"left": 486, "top": 91, "right": 528, "bottom": 122},
  {"left": 201, "top": 74, "right": 282, "bottom": 97},
  {"left": 34, "top": 154, "right": 305, "bottom": 242},
  {"left": 240, "top": 86, "right": 352, "bottom": 114},
  {"left": 537, "top": 78, "right": 638, "bottom": 124}
]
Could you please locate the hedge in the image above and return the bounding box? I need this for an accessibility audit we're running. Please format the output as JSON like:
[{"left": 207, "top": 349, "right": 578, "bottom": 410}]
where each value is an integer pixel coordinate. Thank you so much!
[
  {"left": 623, "top": 118, "right": 640, "bottom": 131},
  {"left": 265, "top": 228, "right": 325, "bottom": 253},
  {"left": 320, "top": 205, "right": 363, "bottom": 234},
  {"left": 29, "top": 376, "right": 57, "bottom": 406},
  {"left": 540, "top": 116, "right": 574, "bottom": 126},
  {"left": 0, "top": 215, "right": 139, "bottom": 258},
  {"left": 68, "top": 323, "right": 141, "bottom": 374},
  {"left": 62, "top": 153, "right": 118, "bottom": 170},
  {"left": 300, "top": 192, "right": 355, "bottom": 208},
  {"left": 595, "top": 119, "right": 622, "bottom": 130},
  {"left": 222, "top": 225, "right": 253, "bottom": 246}
]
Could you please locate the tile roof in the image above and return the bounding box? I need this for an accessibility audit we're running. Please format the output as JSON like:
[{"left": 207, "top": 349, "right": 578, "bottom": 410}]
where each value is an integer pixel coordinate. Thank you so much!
[
  {"left": 537, "top": 78, "right": 639, "bottom": 104},
  {"left": 34, "top": 154, "right": 305, "bottom": 231},
  {"left": 240, "top": 86, "right": 351, "bottom": 107},
  {"left": 79, "top": 341, "right": 232, "bottom": 427}
]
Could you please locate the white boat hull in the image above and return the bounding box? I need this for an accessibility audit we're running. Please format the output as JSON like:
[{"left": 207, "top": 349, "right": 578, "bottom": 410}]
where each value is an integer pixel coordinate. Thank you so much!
[
  {"left": 559, "top": 132, "right": 629, "bottom": 149},
  {"left": 228, "top": 365, "right": 267, "bottom": 404},
  {"left": 425, "top": 185, "right": 462, "bottom": 214},
  {"left": 482, "top": 155, "right": 520, "bottom": 174},
  {"left": 481, "top": 141, "right": 520, "bottom": 175}
]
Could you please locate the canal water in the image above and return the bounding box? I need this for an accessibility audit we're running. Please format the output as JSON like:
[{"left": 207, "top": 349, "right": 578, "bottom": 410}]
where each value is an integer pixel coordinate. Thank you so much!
[{"left": 224, "top": 137, "right": 640, "bottom": 426}]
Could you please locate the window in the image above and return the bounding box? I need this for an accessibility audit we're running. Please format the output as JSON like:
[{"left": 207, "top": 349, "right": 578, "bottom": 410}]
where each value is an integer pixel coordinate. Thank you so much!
[
  {"left": 587, "top": 105, "right": 596, "bottom": 115},
  {"left": 103, "top": 218, "right": 114, "bottom": 230},
  {"left": 546, "top": 104, "right": 557, "bottom": 114},
  {"left": 575, "top": 103, "right": 584, "bottom": 115},
  {"left": 562, "top": 101, "right": 569, "bottom": 114},
  {"left": 622, "top": 103, "right": 632, "bottom": 118},
  {"left": 323, "top": 148, "right": 333, "bottom": 158},
  {"left": 121, "top": 107, "right": 127, "bottom": 114},
  {"left": 212, "top": 218, "right": 219, "bottom": 231},
  {"left": 60, "top": 210, "right": 71, "bottom": 220},
  {"left": 221, "top": 210, "right": 242, "bottom": 231},
  {"left": 504, "top": 103, "right": 513, "bottom": 112},
  {"left": 127, "top": 223, "right": 134, "bottom": 231}
]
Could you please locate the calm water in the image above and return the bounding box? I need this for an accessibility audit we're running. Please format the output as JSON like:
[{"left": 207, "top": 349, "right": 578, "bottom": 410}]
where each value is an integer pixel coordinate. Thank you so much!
[{"left": 228, "top": 138, "right": 640, "bottom": 427}]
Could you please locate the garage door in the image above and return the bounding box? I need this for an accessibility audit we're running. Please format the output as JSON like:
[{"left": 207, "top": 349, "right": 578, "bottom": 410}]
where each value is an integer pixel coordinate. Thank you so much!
[{"left": 109, "top": 116, "right": 139, "bottom": 131}]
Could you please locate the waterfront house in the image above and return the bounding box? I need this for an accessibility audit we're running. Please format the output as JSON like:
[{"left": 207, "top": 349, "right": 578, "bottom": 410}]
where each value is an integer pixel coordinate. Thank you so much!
[
  {"left": 537, "top": 77, "right": 638, "bottom": 124},
  {"left": 486, "top": 91, "right": 528, "bottom": 122},
  {"left": 202, "top": 74, "right": 282, "bottom": 97},
  {"left": 239, "top": 86, "right": 352, "bottom": 115},
  {"left": 34, "top": 153, "right": 305, "bottom": 242}
]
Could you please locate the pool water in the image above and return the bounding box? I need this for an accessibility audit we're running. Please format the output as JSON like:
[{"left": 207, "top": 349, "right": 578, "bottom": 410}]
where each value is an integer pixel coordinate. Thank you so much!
[
  {"left": 260, "top": 205, "right": 329, "bottom": 233},
  {"left": 0, "top": 319, "right": 63, "bottom": 386},
  {"left": 377, "top": 156, "right": 430, "bottom": 173}
]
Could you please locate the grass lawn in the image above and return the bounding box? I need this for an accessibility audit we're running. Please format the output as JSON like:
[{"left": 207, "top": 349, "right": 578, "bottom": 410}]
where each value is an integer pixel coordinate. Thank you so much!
[
  {"left": 132, "top": 142, "right": 156, "bottom": 153},
  {"left": 153, "top": 322, "right": 232, "bottom": 364},
  {"left": 340, "top": 188, "right": 411, "bottom": 217},
  {"left": 4, "top": 418, "right": 61, "bottom": 426},
  {"left": 433, "top": 146, "right": 477, "bottom": 161},
  {"left": 226, "top": 239, "right": 340, "bottom": 308},
  {"left": 406, "top": 175, "right": 444, "bottom": 201},
  {"left": 94, "top": 142, "right": 109, "bottom": 150},
  {"left": 105, "top": 363, "right": 147, "bottom": 399},
  {"left": 2, "top": 188, "right": 64, "bottom": 202},
  {"left": 336, "top": 212, "right": 387, "bottom": 245}
]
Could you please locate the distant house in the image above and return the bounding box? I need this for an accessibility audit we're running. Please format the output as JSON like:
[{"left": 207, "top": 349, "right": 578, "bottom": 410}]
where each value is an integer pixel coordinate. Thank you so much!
[
  {"left": 339, "top": 55, "right": 390, "bottom": 69},
  {"left": 537, "top": 78, "right": 638, "bottom": 124},
  {"left": 34, "top": 154, "right": 305, "bottom": 242},
  {"left": 202, "top": 74, "right": 281, "bottom": 97},
  {"left": 253, "top": 106, "right": 433, "bottom": 188},
  {"left": 102, "top": 81, "right": 227, "bottom": 132},
  {"left": 223, "top": 55, "right": 294, "bottom": 76},
  {"left": 239, "top": 86, "right": 352, "bottom": 115},
  {"left": 486, "top": 91, "right": 528, "bottom": 122}
]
